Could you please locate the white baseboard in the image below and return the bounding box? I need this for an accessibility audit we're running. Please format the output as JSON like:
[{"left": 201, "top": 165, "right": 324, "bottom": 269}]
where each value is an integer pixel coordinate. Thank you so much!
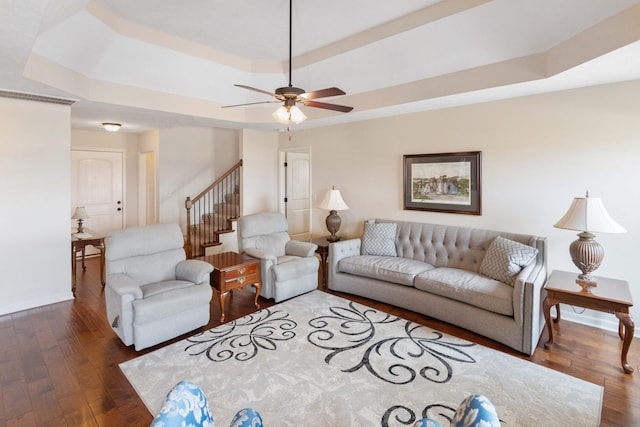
[
  {"left": 0, "top": 291, "right": 74, "bottom": 316},
  {"left": 558, "top": 303, "right": 639, "bottom": 338}
]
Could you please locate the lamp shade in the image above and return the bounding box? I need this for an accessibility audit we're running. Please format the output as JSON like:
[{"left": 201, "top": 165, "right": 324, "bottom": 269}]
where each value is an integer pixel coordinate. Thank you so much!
[
  {"left": 272, "top": 105, "right": 307, "bottom": 124},
  {"left": 71, "top": 206, "right": 90, "bottom": 220},
  {"left": 554, "top": 195, "right": 626, "bottom": 234},
  {"left": 318, "top": 189, "right": 349, "bottom": 211}
]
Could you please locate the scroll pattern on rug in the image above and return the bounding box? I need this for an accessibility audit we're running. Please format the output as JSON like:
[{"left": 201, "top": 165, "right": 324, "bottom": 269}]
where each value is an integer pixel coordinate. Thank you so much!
[
  {"left": 183, "top": 308, "right": 297, "bottom": 362},
  {"left": 307, "top": 300, "right": 477, "bottom": 385},
  {"left": 383, "top": 403, "right": 457, "bottom": 427}
]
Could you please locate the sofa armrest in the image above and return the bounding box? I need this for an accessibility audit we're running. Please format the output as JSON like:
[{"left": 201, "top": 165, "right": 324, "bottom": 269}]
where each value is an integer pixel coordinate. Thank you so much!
[
  {"left": 327, "top": 238, "right": 362, "bottom": 289},
  {"left": 512, "top": 237, "right": 548, "bottom": 355},
  {"left": 106, "top": 273, "right": 144, "bottom": 299},
  {"left": 176, "top": 259, "right": 214, "bottom": 285},
  {"left": 244, "top": 247, "right": 277, "bottom": 262},
  {"left": 285, "top": 240, "right": 317, "bottom": 257}
]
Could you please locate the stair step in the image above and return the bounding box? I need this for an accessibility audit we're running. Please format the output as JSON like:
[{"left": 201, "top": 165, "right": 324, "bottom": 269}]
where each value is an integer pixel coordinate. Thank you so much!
[
  {"left": 201, "top": 241, "right": 222, "bottom": 248},
  {"left": 216, "top": 228, "right": 235, "bottom": 235}
]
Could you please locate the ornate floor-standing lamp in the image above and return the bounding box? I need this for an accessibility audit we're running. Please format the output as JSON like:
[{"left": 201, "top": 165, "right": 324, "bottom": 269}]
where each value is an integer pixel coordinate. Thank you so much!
[
  {"left": 318, "top": 187, "right": 349, "bottom": 242},
  {"left": 554, "top": 192, "right": 626, "bottom": 286}
]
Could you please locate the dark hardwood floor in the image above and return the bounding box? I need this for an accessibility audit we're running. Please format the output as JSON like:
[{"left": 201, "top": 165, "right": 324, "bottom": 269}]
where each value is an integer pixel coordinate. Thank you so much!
[{"left": 1, "top": 257, "right": 638, "bottom": 426}]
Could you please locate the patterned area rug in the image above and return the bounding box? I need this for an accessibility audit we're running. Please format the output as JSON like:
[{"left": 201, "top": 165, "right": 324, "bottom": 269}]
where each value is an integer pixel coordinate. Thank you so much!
[{"left": 120, "top": 291, "right": 602, "bottom": 426}]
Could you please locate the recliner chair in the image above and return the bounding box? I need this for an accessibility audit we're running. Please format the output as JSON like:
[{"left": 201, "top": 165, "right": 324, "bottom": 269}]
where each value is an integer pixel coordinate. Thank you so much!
[
  {"left": 105, "top": 223, "right": 214, "bottom": 350},
  {"left": 237, "top": 212, "right": 319, "bottom": 302}
]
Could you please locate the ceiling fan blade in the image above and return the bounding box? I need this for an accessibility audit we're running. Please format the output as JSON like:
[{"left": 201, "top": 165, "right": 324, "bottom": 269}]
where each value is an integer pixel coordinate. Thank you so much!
[
  {"left": 234, "top": 84, "right": 276, "bottom": 97},
  {"left": 303, "top": 87, "right": 346, "bottom": 99},
  {"left": 221, "top": 100, "right": 279, "bottom": 108},
  {"left": 304, "top": 100, "right": 353, "bottom": 113}
]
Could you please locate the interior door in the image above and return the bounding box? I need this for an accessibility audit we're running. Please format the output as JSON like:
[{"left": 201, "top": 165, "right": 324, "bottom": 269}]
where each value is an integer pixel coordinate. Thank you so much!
[
  {"left": 71, "top": 150, "right": 124, "bottom": 253},
  {"left": 285, "top": 150, "right": 311, "bottom": 241}
]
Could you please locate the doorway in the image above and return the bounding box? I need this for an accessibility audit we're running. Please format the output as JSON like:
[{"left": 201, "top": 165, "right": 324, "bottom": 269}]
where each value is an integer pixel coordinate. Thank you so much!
[
  {"left": 138, "top": 151, "right": 157, "bottom": 226},
  {"left": 71, "top": 149, "right": 124, "bottom": 253},
  {"left": 279, "top": 148, "right": 311, "bottom": 241}
]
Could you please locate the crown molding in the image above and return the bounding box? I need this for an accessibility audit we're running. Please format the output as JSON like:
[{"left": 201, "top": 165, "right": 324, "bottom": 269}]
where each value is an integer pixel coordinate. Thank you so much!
[{"left": 0, "top": 89, "right": 76, "bottom": 105}]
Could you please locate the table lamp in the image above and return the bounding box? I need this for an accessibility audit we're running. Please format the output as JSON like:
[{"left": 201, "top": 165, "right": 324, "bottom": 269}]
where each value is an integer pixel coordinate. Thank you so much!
[
  {"left": 318, "top": 187, "right": 349, "bottom": 242},
  {"left": 554, "top": 192, "right": 626, "bottom": 285},
  {"left": 72, "top": 206, "right": 90, "bottom": 233}
]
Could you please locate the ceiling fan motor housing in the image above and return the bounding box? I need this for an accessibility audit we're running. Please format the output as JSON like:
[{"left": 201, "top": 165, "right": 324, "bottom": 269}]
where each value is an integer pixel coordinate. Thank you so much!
[{"left": 275, "top": 86, "right": 305, "bottom": 98}]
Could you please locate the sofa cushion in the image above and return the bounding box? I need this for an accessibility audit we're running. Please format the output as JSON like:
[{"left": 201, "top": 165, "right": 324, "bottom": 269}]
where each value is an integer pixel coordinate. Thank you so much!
[
  {"left": 361, "top": 222, "right": 397, "bottom": 256},
  {"left": 415, "top": 268, "right": 514, "bottom": 316},
  {"left": 479, "top": 236, "right": 538, "bottom": 286},
  {"left": 338, "top": 255, "right": 433, "bottom": 287}
]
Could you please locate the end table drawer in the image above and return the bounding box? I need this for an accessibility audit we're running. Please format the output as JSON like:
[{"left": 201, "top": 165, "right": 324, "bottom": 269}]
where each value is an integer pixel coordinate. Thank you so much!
[
  {"left": 224, "top": 272, "right": 259, "bottom": 287},
  {"left": 225, "top": 264, "right": 258, "bottom": 280}
]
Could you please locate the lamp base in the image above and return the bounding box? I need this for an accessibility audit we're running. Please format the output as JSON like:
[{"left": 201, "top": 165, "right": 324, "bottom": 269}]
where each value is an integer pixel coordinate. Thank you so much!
[
  {"left": 325, "top": 210, "right": 342, "bottom": 242},
  {"left": 77, "top": 219, "right": 84, "bottom": 234},
  {"left": 569, "top": 231, "right": 604, "bottom": 282},
  {"left": 576, "top": 278, "right": 597, "bottom": 293}
]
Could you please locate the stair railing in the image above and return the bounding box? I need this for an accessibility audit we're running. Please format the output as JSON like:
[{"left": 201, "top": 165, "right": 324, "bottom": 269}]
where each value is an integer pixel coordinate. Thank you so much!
[{"left": 185, "top": 159, "right": 242, "bottom": 258}]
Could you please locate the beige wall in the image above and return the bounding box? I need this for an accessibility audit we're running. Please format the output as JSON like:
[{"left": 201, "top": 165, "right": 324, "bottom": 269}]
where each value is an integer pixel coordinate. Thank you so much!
[
  {"left": 158, "top": 127, "right": 240, "bottom": 229},
  {"left": 0, "top": 97, "right": 72, "bottom": 315},
  {"left": 281, "top": 80, "right": 640, "bottom": 335},
  {"left": 240, "top": 129, "right": 279, "bottom": 215}
]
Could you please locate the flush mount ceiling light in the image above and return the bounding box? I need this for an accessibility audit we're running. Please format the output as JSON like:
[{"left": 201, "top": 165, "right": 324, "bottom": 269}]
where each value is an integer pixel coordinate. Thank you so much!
[{"left": 102, "top": 122, "right": 121, "bottom": 132}]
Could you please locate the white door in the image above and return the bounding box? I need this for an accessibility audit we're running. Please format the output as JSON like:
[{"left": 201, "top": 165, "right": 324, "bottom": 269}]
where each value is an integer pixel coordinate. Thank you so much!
[
  {"left": 71, "top": 150, "right": 124, "bottom": 252},
  {"left": 284, "top": 150, "right": 311, "bottom": 241}
]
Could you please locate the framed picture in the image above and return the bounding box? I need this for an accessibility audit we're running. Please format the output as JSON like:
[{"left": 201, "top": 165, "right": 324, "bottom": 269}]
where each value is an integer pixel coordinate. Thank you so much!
[{"left": 403, "top": 151, "right": 481, "bottom": 215}]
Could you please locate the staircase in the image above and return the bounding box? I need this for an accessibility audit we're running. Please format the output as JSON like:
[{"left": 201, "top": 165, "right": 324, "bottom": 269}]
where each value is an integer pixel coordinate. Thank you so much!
[{"left": 185, "top": 160, "right": 242, "bottom": 258}]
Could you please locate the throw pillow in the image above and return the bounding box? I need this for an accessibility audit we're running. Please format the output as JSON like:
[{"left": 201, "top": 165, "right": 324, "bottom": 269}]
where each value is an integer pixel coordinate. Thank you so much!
[
  {"left": 361, "top": 222, "right": 397, "bottom": 256},
  {"left": 479, "top": 236, "right": 538, "bottom": 286},
  {"left": 451, "top": 394, "right": 500, "bottom": 427},
  {"left": 151, "top": 380, "right": 214, "bottom": 427},
  {"left": 230, "top": 408, "right": 263, "bottom": 427}
]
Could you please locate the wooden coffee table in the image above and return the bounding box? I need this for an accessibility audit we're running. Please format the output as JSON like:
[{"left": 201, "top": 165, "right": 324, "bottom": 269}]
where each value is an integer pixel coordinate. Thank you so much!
[
  {"left": 197, "top": 252, "right": 261, "bottom": 322},
  {"left": 543, "top": 269, "right": 634, "bottom": 374}
]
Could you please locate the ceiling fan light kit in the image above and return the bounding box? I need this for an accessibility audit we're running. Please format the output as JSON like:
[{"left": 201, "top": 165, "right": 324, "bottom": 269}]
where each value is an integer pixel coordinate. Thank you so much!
[
  {"left": 273, "top": 104, "right": 306, "bottom": 124},
  {"left": 223, "top": 0, "right": 353, "bottom": 125}
]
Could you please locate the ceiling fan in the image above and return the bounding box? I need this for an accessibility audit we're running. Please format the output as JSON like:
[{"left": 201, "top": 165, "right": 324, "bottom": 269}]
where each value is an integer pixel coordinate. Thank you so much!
[{"left": 222, "top": 0, "right": 353, "bottom": 124}]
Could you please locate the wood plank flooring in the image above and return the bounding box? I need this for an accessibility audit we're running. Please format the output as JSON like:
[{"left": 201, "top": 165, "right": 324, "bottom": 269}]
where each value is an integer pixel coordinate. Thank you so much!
[{"left": 1, "top": 257, "right": 638, "bottom": 426}]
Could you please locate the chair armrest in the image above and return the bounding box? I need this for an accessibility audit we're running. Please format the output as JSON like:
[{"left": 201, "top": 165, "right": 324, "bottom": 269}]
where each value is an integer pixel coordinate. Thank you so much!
[
  {"left": 244, "top": 247, "right": 277, "bottom": 262},
  {"left": 176, "top": 259, "right": 214, "bottom": 284},
  {"left": 285, "top": 240, "right": 317, "bottom": 257},
  {"left": 106, "top": 274, "right": 143, "bottom": 299}
]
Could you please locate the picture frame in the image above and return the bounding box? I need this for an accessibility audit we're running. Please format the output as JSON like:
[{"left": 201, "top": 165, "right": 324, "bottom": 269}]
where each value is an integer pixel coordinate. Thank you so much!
[{"left": 403, "top": 151, "right": 481, "bottom": 215}]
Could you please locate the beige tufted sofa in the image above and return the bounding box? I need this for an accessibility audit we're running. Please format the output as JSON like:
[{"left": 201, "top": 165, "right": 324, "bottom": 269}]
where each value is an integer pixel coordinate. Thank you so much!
[{"left": 328, "top": 219, "right": 547, "bottom": 355}]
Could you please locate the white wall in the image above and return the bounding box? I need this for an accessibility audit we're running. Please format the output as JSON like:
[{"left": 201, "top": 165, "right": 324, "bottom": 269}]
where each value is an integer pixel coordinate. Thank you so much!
[
  {"left": 0, "top": 97, "right": 72, "bottom": 315},
  {"left": 240, "top": 129, "right": 279, "bottom": 215},
  {"left": 158, "top": 127, "right": 239, "bottom": 228},
  {"left": 281, "top": 80, "right": 640, "bottom": 336},
  {"left": 71, "top": 129, "right": 139, "bottom": 228}
]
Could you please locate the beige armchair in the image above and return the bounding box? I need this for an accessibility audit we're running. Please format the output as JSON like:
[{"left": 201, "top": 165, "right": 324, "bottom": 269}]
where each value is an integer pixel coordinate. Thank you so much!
[
  {"left": 237, "top": 212, "right": 319, "bottom": 302},
  {"left": 105, "top": 223, "right": 213, "bottom": 350}
]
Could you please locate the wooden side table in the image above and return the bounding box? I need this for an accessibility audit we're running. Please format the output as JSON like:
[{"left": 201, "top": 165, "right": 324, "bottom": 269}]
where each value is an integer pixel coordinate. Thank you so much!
[
  {"left": 71, "top": 229, "right": 105, "bottom": 297},
  {"left": 197, "top": 252, "right": 261, "bottom": 322},
  {"left": 311, "top": 236, "right": 331, "bottom": 289},
  {"left": 543, "top": 269, "right": 635, "bottom": 374}
]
